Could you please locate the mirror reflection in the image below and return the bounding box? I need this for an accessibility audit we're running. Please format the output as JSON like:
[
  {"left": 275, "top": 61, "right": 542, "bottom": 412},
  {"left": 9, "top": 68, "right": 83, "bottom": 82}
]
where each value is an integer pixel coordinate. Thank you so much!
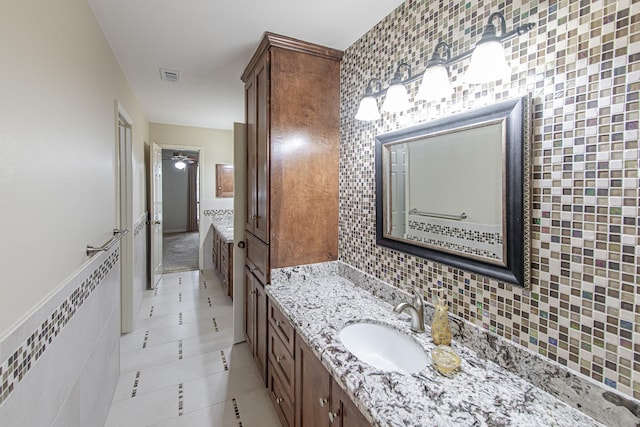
[{"left": 384, "top": 121, "right": 506, "bottom": 265}]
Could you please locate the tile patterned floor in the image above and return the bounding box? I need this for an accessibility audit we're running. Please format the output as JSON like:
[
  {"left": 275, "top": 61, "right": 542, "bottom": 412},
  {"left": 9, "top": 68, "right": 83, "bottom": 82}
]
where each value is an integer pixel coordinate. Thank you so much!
[{"left": 105, "top": 270, "right": 281, "bottom": 427}]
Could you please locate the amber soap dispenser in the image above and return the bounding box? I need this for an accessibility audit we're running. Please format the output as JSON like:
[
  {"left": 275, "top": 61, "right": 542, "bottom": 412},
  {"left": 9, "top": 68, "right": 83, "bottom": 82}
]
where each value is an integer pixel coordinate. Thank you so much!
[{"left": 430, "top": 288, "right": 452, "bottom": 346}]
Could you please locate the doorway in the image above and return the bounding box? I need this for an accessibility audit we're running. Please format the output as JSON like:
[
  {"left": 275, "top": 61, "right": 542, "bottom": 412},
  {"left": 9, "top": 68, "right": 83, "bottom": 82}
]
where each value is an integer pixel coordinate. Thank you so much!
[
  {"left": 161, "top": 149, "right": 200, "bottom": 273},
  {"left": 116, "top": 102, "right": 135, "bottom": 333}
]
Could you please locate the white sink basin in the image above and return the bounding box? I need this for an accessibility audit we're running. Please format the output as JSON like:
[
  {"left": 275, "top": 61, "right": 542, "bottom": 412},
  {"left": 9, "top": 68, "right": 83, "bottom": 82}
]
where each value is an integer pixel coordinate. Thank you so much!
[{"left": 339, "top": 322, "right": 428, "bottom": 374}]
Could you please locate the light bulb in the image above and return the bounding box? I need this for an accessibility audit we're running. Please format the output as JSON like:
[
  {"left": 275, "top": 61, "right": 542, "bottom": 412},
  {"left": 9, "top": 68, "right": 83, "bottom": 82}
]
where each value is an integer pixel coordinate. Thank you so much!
[
  {"left": 381, "top": 83, "right": 410, "bottom": 113},
  {"left": 463, "top": 39, "right": 511, "bottom": 84},
  {"left": 355, "top": 96, "right": 381, "bottom": 121},
  {"left": 175, "top": 160, "right": 186, "bottom": 170},
  {"left": 416, "top": 64, "right": 453, "bottom": 102}
]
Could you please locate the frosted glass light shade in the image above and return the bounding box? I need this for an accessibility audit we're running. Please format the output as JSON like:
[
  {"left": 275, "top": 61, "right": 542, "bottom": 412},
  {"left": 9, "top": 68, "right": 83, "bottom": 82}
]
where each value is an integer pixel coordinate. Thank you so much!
[
  {"left": 174, "top": 160, "right": 186, "bottom": 170},
  {"left": 355, "top": 96, "right": 381, "bottom": 121},
  {"left": 416, "top": 64, "right": 453, "bottom": 102},
  {"left": 463, "top": 39, "right": 511, "bottom": 84},
  {"left": 381, "top": 83, "right": 410, "bottom": 113}
]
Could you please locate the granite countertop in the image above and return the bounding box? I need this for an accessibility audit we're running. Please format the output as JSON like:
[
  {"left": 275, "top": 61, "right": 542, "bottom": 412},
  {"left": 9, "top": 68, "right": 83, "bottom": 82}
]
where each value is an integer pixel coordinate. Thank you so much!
[
  {"left": 266, "top": 271, "right": 603, "bottom": 427},
  {"left": 211, "top": 215, "right": 233, "bottom": 243}
]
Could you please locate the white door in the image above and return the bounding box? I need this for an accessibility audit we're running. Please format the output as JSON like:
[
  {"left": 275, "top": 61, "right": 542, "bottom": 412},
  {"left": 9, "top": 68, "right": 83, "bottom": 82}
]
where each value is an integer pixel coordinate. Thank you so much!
[
  {"left": 390, "top": 144, "right": 407, "bottom": 236},
  {"left": 232, "top": 122, "right": 247, "bottom": 343},
  {"left": 150, "top": 142, "right": 163, "bottom": 288}
]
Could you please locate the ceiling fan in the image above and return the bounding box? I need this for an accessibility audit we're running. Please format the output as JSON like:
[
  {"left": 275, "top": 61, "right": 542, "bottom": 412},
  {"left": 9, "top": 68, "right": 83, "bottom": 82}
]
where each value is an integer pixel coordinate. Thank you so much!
[{"left": 163, "top": 151, "right": 198, "bottom": 169}]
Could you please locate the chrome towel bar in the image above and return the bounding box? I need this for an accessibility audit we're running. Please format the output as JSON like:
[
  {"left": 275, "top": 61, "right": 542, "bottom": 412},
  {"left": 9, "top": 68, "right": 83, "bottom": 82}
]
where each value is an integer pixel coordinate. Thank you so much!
[
  {"left": 87, "top": 229, "right": 129, "bottom": 256},
  {"left": 409, "top": 208, "right": 467, "bottom": 221}
]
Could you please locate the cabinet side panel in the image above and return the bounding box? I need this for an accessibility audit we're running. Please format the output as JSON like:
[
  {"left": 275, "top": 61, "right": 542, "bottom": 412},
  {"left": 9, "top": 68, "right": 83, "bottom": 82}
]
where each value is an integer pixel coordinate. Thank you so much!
[{"left": 269, "top": 47, "right": 340, "bottom": 268}]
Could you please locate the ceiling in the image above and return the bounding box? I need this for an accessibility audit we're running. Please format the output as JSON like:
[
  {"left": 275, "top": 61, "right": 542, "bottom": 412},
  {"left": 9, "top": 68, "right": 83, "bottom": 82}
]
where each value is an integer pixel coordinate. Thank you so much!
[{"left": 88, "top": 0, "right": 404, "bottom": 131}]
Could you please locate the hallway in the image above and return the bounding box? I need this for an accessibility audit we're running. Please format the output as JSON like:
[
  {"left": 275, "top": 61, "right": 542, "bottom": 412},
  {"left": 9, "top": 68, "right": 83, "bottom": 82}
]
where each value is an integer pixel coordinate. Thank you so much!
[
  {"left": 162, "top": 232, "right": 200, "bottom": 273},
  {"left": 105, "top": 270, "right": 280, "bottom": 427}
]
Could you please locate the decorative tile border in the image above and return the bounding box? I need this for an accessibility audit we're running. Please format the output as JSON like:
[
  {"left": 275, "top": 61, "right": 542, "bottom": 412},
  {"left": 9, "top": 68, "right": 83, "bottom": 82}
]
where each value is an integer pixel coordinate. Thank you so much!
[
  {"left": 0, "top": 249, "right": 119, "bottom": 406},
  {"left": 203, "top": 209, "right": 234, "bottom": 217}
]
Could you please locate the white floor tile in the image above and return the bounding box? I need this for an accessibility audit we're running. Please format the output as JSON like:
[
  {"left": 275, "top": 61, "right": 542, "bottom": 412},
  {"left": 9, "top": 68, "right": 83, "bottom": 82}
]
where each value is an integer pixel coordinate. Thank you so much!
[
  {"left": 107, "top": 269, "right": 278, "bottom": 427},
  {"left": 105, "top": 385, "right": 178, "bottom": 427},
  {"left": 180, "top": 363, "right": 264, "bottom": 414}
]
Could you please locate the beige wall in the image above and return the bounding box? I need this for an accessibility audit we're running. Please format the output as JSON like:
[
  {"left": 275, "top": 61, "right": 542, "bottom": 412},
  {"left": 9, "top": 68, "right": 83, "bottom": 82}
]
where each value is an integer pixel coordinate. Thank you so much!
[
  {"left": 0, "top": 0, "right": 148, "bottom": 337},
  {"left": 149, "top": 123, "right": 233, "bottom": 267}
]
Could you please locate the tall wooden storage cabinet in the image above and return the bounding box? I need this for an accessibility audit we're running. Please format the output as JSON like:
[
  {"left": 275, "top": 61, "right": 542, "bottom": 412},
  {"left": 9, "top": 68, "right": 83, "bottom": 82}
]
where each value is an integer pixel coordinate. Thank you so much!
[{"left": 241, "top": 33, "right": 342, "bottom": 384}]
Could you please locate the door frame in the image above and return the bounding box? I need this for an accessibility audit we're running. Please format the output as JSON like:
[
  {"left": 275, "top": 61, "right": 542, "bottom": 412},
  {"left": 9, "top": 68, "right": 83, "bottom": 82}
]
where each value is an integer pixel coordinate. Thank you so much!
[
  {"left": 116, "top": 101, "right": 135, "bottom": 333},
  {"left": 232, "top": 123, "right": 247, "bottom": 343},
  {"left": 157, "top": 144, "right": 205, "bottom": 271},
  {"left": 150, "top": 142, "right": 163, "bottom": 289}
]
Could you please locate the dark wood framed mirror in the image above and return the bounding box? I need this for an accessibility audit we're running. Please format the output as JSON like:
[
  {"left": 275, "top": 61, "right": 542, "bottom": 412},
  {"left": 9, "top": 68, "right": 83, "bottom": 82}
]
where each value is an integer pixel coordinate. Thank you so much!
[{"left": 375, "top": 96, "right": 530, "bottom": 286}]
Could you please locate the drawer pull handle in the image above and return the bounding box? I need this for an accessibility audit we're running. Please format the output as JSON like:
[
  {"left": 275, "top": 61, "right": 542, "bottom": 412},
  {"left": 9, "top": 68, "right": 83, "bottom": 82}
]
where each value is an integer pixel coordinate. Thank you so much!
[
  {"left": 275, "top": 320, "right": 282, "bottom": 327},
  {"left": 328, "top": 411, "right": 339, "bottom": 423},
  {"left": 276, "top": 397, "right": 284, "bottom": 405},
  {"left": 276, "top": 355, "right": 285, "bottom": 363},
  {"left": 318, "top": 398, "right": 328, "bottom": 407}
]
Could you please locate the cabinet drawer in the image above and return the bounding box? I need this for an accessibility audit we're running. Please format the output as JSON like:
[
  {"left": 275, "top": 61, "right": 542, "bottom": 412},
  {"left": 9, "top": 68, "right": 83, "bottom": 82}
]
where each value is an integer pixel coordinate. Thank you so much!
[
  {"left": 268, "top": 326, "right": 294, "bottom": 398},
  {"left": 268, "top": 360, "right": 294, "bottom": 427},
  {"left": 246, "top": 232, "right": 269, "bottom": 284},
  {"left": 268, "top": 300, "right": 294, "bottom": 355}
]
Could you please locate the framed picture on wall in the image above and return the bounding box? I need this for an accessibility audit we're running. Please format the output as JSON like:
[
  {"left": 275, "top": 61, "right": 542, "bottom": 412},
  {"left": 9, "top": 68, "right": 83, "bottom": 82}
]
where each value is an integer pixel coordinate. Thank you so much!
[{"left": 216, "top": 164, "right": 234, "bottom": 197}]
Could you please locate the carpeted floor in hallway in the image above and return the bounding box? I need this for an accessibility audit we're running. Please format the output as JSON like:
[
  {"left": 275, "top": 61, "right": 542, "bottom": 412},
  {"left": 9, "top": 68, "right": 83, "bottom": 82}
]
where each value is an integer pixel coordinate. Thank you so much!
[{"left": 163, "top": 231, "right": 199, "bottom": 273}]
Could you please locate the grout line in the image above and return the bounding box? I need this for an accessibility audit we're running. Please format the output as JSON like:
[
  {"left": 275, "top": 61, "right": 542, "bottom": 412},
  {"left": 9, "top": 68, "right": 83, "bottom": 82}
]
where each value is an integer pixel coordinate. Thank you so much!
[
  {"left": 232, "top": 397, "right": 243, "bottom": 426},
  {"left": 178, "top": 383, "right": 184, "bottom": 416}
]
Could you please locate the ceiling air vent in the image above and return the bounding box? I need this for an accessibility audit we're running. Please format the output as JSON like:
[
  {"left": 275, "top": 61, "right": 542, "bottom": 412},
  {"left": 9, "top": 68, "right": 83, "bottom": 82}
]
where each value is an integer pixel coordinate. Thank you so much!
[{"left": 159, "top": 68, "right": 180, "bottom": 83}]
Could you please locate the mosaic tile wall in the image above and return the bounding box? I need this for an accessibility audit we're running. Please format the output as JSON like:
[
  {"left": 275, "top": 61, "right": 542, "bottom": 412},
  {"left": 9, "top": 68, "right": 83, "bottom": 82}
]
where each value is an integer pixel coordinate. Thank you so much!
[
  {"left": 339, "top": 0, "right": 640, "bottom": 401},
  {"left": 0, "top": 250, "right": 119, "bottom": 405}
]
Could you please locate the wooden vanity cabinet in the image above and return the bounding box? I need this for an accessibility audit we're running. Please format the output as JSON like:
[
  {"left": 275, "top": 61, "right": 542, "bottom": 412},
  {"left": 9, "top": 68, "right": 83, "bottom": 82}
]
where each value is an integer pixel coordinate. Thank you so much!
[
  {"left": 211, "top": 226, "right": 233, "bottom": 300},
  {"left": 241, "top": 32, "right": 342, "bottom": 269},
  {"left": 244, "top": 267, "right": 267, "bottom": 382},
  {"left": 267, "top": 299, "right": 296, "bottom": 427},
  {"left": 242, "top": 31, "right": 342, "bottom": 393},
  {"left": 295, "top": 336, "right": 371, "bottom": 427},
  {"left": 329, "top": 378, "right": 371, "bottom": 427}
]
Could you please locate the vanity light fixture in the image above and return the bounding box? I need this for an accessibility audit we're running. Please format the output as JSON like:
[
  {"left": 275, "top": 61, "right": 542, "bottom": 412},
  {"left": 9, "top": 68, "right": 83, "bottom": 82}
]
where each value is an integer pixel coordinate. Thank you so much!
[
  {"left": 381, "top": 62, "right": 411, "bottom": 113},
  {"left": 416, "top": 41, "right": 453, "bottom": 102},
  {"left": 354, "top": 11, "right": 535, "bottom": 121},
  {"left": 355, "top": 78, "right": 383, "bottom": 120},
  {"left": 174, "top": 160, "right": 186, "bottom": 170},
  {"left": 463, "top": 12, "right": 512, "bottom": 84}
]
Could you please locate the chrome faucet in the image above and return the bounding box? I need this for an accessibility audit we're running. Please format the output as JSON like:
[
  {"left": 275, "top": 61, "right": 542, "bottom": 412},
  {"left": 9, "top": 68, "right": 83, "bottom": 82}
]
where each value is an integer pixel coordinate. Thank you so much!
[{"left": 393, "top": 290, "right": 425, "bottom": 333}]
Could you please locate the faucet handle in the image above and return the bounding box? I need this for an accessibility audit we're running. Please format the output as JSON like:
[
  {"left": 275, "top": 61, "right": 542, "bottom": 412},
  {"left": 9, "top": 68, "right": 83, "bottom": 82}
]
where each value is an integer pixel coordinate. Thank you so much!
[{"left": 411, "top": 290, "right": 424, "bottom": 307}]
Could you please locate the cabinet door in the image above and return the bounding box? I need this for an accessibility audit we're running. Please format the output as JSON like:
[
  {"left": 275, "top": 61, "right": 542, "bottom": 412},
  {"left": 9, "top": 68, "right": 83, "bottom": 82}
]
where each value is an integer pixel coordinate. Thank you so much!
[
  {"left": 330, "top": 378, "right": 371, "bottom": 427},
  {"left": 295, "top": 337, "right": 331, "bottom": 427},
  {"left": 254, "top": 54, "right": 270, "bottom": 243},
  {"left": 254, "top": 277, "right": 268, "bottom": 383},
  {"left": 244, "top": 267, "right": 255, "bottom": 351},
  {"left": 245, "top": 75, "right": 257, "bottom": 234}
]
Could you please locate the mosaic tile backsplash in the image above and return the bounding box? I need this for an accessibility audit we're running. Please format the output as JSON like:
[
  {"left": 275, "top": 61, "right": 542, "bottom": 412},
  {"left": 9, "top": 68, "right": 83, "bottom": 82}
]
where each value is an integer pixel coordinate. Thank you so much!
[{"left": 339, "top": 0, "right": 640, "bottom": 404}]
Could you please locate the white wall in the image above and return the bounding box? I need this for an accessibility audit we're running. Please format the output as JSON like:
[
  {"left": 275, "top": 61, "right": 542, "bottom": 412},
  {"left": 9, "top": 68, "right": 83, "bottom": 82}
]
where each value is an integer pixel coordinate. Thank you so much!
[
  {"left": 0, "top": 0, "right": 148, "bottom": 338},
  {"left": 162, "top": 159, "right": 189, "bottom": 232},
  {"left": 149, "top": 123, "right": 233, "bottom": 268},
  {"left": 0, "top": 1, "right": 147, "bottom": 425}
]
